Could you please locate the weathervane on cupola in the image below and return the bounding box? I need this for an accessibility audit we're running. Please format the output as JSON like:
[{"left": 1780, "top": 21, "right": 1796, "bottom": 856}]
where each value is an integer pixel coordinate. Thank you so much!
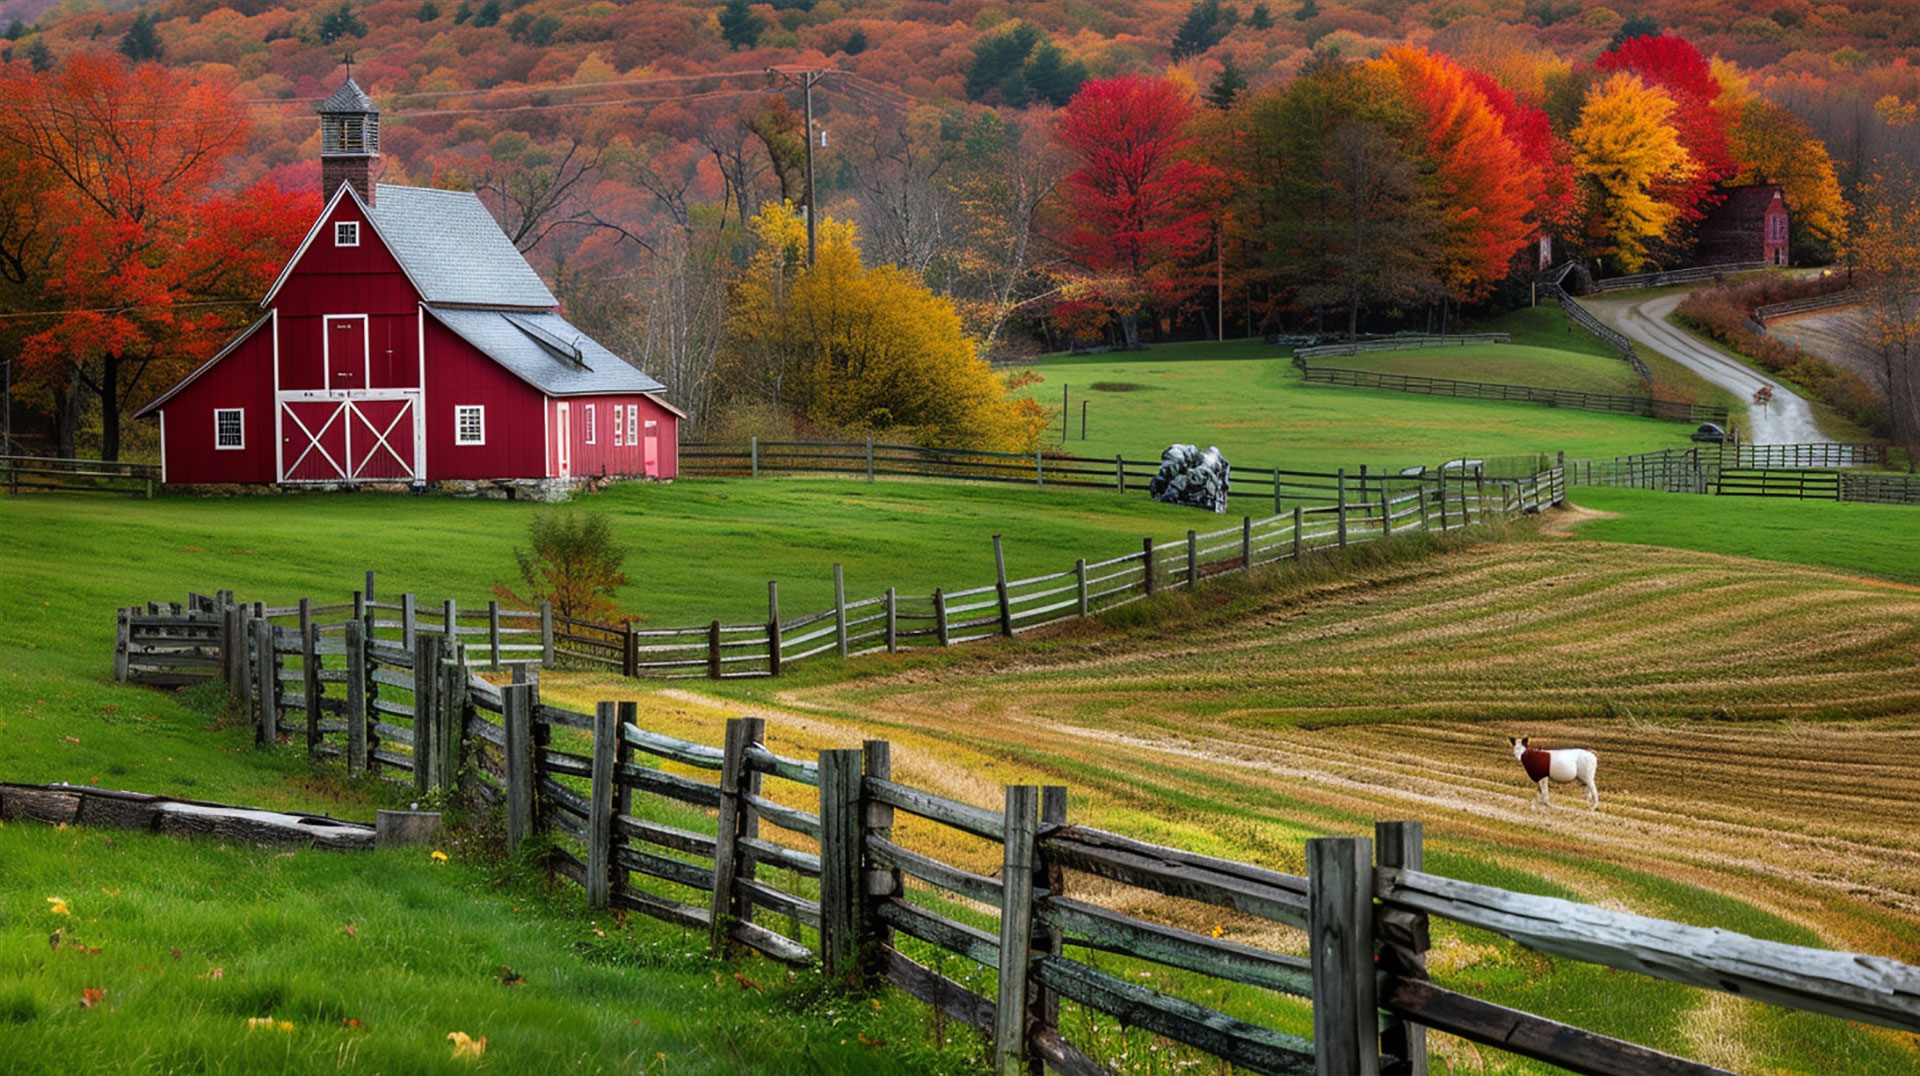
[{"left": 317, "top": 52, "right": 381, "bottom": 206}]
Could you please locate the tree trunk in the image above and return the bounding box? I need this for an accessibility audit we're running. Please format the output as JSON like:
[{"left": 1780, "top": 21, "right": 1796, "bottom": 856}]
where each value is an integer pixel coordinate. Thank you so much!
[
  {"left": 1119, "top": 312, "right": 1140, "bottom": 350},
  {"left": 99, "top": 356, "right": 120, "bottom": 462}
]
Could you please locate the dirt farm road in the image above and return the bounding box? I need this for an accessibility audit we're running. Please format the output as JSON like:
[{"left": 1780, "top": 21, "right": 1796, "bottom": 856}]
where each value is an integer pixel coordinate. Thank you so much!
[{"left": 1581, "top": 291, "right": 1831, "bottom": 444}]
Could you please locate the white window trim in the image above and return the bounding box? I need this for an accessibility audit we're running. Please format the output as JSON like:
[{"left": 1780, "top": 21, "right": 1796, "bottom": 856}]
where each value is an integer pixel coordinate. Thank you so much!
[
  {"left": 455, "top": 405, "right": 486, "bottom": 446},
  {"left": 584, "top": 404, "right": 596, "bottom": 445},
  {"left": 335, "top": 221, "right": 359, "bottom": 247},
  {"left": 626, "top": 405, "right": 638, "bottom": 445},
  {"left": 214, "top": 408, "right": 245, "bottom": 450},
  {"left": 613, "top": 408, "right": 623, "bottom": 446}
]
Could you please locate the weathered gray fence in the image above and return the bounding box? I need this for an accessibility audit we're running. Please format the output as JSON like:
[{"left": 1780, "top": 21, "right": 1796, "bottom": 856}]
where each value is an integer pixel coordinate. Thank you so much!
[{"left": 1291, "top": 353, "right": 1727, "bottom": 424}]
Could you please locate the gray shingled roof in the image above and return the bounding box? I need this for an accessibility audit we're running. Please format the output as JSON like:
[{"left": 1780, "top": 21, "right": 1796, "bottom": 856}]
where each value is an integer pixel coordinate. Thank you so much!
[
  {"left": 369, "top": 185, "right": 556, "bottom": 309},
  {"left": 427, "top": 307, "right": 666, "bottom": 397},
  {"left": 316, "top": 77, "right": 379, "bottom": 114}
]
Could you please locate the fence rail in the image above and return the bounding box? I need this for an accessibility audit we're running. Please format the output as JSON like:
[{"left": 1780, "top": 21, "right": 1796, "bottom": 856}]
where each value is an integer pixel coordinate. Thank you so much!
[
  {"left": 1592, "top": 262, "right": 1769, "bottom": 291},
  {"left": 1292, "top": 332, "right": 1510, "bottom": 359},
  {"left": 1559, "top": 443, "right": 1915, "bottom": 504},
  {"left": 1292, "top": 356, "right": 1726, "bottom": 424},
  {"left": 2, "top": 454, "right": 158, "bottom": 496},
  {"left": 1540, "top": 279, "right": 1656, "bottom": 385},
  {"left": 107, "top": 622, "right": 1920, "bottom": 1075},
  {"left": 1754, "top": 289, "right": 1863, "bottom": 324}
]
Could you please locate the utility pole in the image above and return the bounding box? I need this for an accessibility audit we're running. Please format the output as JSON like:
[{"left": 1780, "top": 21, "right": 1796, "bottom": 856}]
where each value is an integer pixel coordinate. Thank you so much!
[{"left": 766, "top": 67, "right": 831, "bottom": 266}]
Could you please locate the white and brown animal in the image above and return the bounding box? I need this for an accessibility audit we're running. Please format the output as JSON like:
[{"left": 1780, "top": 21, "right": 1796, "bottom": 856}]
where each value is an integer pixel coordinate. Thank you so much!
[{"left": 1508, "top": 737, "right": 1600, "bottom": 809}]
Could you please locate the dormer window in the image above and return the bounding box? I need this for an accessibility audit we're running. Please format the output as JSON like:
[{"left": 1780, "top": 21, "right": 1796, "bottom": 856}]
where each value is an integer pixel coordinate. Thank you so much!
[{"left": 335, "top": 221, "right": 359, "bottom": 247}]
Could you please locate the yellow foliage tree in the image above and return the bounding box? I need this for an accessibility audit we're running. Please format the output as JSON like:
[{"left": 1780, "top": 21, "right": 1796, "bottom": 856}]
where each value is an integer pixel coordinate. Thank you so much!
[
  {"left": 1725, "top": 98, "right": 1849, "bottom": 255},
  {"left": 1571, "top": 72, "right": 1696, "bottom": 272},
  {"left": 725, "top": 202, "right": 1048, "bottom": 451}
]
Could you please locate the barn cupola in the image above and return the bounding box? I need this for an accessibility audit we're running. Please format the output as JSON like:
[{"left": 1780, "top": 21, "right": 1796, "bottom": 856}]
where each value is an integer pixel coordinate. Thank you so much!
[{"left": 317, "top": 76, "right": 380, "bottom": 206}]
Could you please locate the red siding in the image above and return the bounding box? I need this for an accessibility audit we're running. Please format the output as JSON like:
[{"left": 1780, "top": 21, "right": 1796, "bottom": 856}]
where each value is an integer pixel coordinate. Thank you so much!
[
  {"left": 558, "top": 395, "right": 680, "bottom": 480},
  {"left": 422, "top": 318, "right": 548, "bottom": 480},
  {"left": 274, "top": 196, "right": 422, "bottom": 392},
  {"left": 160, "top": 323, "right": 277, "bottom": 484}
]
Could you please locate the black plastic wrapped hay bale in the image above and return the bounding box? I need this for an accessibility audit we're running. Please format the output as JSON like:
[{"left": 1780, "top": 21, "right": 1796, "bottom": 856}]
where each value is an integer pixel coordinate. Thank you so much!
[{"left": 1149, "top": 444, "right": 1231, "bottom": 513}]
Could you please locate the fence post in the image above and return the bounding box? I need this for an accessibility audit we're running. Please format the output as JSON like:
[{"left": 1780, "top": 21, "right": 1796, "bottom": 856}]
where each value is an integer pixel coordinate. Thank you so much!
[
  {"left": 1241, "top": 516, "right": 1254, "bottom": 569},
  {"left": 113, "top": 608, "right": 130, "bottom": 683},
  {"left": 766, "top": 581, "right": 782, "bottom": 676},
  {"left": 1473, "top": 469, "right": 1485, "bottom": 525},
  {"left": 255, "top": 619, "right": 278, "bottom": 747},
  {"left": 1035, "top": 449, "right": 1043, "bottom": 488},
  {"left": 586, "top": 701, "right": 618, "bottom": 910},
  {"left": 441, "top": 644, "right": 466, "bottom": 790},
  {"left": 1293, "top": 506, "right": 1304, "bottom": 560},
  {"left": 1273, "top": 466, "right": 1282, "bottom": 515},
  {"left": 834, "top": 563, "right": 850, "bottom": 658},
  {"left": 1376, "top": 822, "right": 1429, "bottom": 1076},
  {"left": 1115, "top": 454, "right": 1125, "bottom": 494},
  {"left": 225, "top": 603, "right": 247, "bottom": 704},
  {"left": 1074, "top": 558, "right": 1089, "bottom": 617},
  {"left": 1381, "top": 483, "right": 1393, "bottom": 538},
  {"left": 707, "top": 619, "right": 722, "bottom": 679},
  {"left": 1142, "top": 537, "right": 1156, "bottom": 596},
  {"left": 622, "top": 625, "right": 638, "bottom": 678},
  {"left": 1438, "top": 475, "right": 1449, "bottom": 530},
  {"left": 345, "top": 619, "right": 367, "bottom": 774},
  {"left": 863, "top": 740, "right": 899, "bottom": 978},
  {"left": 1337, "top": 468, "right": 1349, "bottom": 548},
  {"left": 1186, "top": 529, "right": 1198, "bottom": 586},
  {"left": 993, "top": 535, "right": 1013, "bottom": 635},
  {"left": 1030, "top": 786, "right": 1068, "bottom": 1076},
  {"left": 304, "top": 622, "right": 322, "bottom": 755},
  {"left": 401, "top": 593, "right": 417, "bottom": 652},
  {"left": 884, "top": 587, "right": 897, "bottom": 653},
  {"left": 1308, "top": 835, "right": 1379, "bottom": 1076},
  {"left": 995, "top": 785, "right": 1040, "bottom": 1076},
  {"left": 933, "top": 588, "right": 950, "bottom": 646},
  {"left": 539, "top": 600, "right": 554, "bottom": 665},
  {"left": 365, "top": 570, "right": 376, "bottom": 603},
  {"left": 709, "top": 716, "right": 766, "bottom": 954},
  {"left": 750, "top": 435, "right": 759, "bottom": 479},
  {"left": 442, "top": 597, "right": 457, "bottom": 649},
  {"left": 818, "top": 747, "right": 865, "bottom": 981},
  {"left": 504, "top": 669, "right": 535, "bottom": 850},
  {"left": 488, "top": 600, "right": 502, "bottom": 669},
  {"left": 412, "top": 633, "right": 443, "bottom": 794}
]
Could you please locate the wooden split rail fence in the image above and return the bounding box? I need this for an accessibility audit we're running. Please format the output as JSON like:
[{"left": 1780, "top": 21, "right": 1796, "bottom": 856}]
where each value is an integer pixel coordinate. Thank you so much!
[
  {"left": 2, "top": 454, "right": 158, "bottom": 497},
  {"left": 146, "top": 657, "right": 1920, "bottom": 1075},
  {"left": 1561, "top": 443, "right": 1919, "bottom": 504},
  {"left": 1291, "top": 355, "right": 1727, "bottom": 425},
  {"left": 131, "top": 465, "right": 1565, "bottom": 688}
]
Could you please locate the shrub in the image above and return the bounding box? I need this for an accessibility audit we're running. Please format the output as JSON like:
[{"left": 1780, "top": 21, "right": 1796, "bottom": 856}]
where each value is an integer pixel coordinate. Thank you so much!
[{"left": 494, "top": 511, "right": 628, "bottom": 625}]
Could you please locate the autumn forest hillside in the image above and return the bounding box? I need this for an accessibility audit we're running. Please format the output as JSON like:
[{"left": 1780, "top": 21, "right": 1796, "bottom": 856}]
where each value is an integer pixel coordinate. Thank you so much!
[{"left": 5, "top": 0, "right": 1920, "bottom": 461}]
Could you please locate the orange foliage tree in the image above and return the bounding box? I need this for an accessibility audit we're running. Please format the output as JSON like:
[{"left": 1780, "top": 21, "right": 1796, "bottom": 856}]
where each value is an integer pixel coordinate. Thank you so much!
[
  {"left": 1595, "top": 34, "right": 1735, "bottom": 229},
  {"left": 0, "top": 53, "right": 313, "bottom": 459}
]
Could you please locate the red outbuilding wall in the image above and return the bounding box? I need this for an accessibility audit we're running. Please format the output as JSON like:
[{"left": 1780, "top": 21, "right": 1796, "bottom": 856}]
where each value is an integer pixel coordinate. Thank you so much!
[
  {"left": 421, "top": 318, "right": 548, "bottom": 481},
  {"left": 274, "top": 196, "right": 422, "bottom": 392},
  {"left": 158, "top": 322, "right": 277, "bottom": 485},
  {"left": 556, "top": 395, "right": 680, "bottom": 480}
]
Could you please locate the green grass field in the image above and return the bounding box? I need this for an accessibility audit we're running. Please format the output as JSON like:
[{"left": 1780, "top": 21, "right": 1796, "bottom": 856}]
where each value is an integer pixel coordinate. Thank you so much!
[
  {"left": 1324, "top": 342, "right": 1646, "bottom": 396},
  {"left": 1025, "top": 337, "right": 1697, "bottom": 466},
  {"left": 0, "top": 824, "right": 976, "bottom": 1075},
  {"left": 1566, "top": 486, "right": 1920, "bottom": 583}
]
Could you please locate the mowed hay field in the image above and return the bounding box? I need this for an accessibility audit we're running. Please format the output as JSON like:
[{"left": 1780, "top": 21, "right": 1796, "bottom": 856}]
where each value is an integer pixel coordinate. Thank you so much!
[{"left": 650, "top": 532, "right": 1920, "bottom": 1072}]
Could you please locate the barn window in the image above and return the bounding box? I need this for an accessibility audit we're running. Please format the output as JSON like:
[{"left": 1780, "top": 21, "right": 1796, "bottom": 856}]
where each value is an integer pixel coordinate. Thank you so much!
[
  {"left": 455, "top": 405, "right": 485, "bottom": 446},
  {"left": 335, "top": 221, "right": 359, "bottom": 247},
  {"left": 627, "top": 405, "right": 638, "bottom": 445},
  {"left": 214, "top": 408, "right": 244, "bottom": 450},
  {"left": 584, "top": 405, "right": 596, "bottom": 445},
  {"left": 613, "top": 408, "right": 623, "bottom": 446}
]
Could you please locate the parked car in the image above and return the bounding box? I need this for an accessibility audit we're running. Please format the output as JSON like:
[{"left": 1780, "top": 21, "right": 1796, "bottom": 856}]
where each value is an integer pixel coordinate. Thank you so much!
[{"left": 1690, "top": 423, "right": 1727, "bottom": 444}]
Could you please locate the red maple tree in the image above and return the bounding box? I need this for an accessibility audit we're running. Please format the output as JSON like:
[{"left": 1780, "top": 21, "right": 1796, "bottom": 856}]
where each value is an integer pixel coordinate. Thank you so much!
[
  {"left": 1052, "top": 74, "right": 1220, "bottom": 347},
  {"left": 0, "top": 54, "right": 314, "bottom": 459},
  {"left": 1596, "top": 34, "right": 1736, "bottom": 226}
]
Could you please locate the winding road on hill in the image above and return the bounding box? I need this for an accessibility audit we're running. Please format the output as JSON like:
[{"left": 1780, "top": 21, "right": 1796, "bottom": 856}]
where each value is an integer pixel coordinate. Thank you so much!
[{"left": 1579, "top": 291, "right": 1831, "bottom": 444}]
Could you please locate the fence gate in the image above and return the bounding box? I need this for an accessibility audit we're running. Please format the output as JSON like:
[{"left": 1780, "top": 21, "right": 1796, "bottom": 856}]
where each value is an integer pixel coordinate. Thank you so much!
[{"left": 279, "top": 394, "right": 419, "bottom": 483}]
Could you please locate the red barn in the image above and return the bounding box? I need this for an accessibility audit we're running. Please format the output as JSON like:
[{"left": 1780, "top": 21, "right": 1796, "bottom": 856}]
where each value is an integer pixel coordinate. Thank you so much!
[
  {"left": 1694, "top": 185, "right": 1791, "bottom": 268},
  {"left": 136, "top": 78, "right": 680, "bottom": 493}
]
